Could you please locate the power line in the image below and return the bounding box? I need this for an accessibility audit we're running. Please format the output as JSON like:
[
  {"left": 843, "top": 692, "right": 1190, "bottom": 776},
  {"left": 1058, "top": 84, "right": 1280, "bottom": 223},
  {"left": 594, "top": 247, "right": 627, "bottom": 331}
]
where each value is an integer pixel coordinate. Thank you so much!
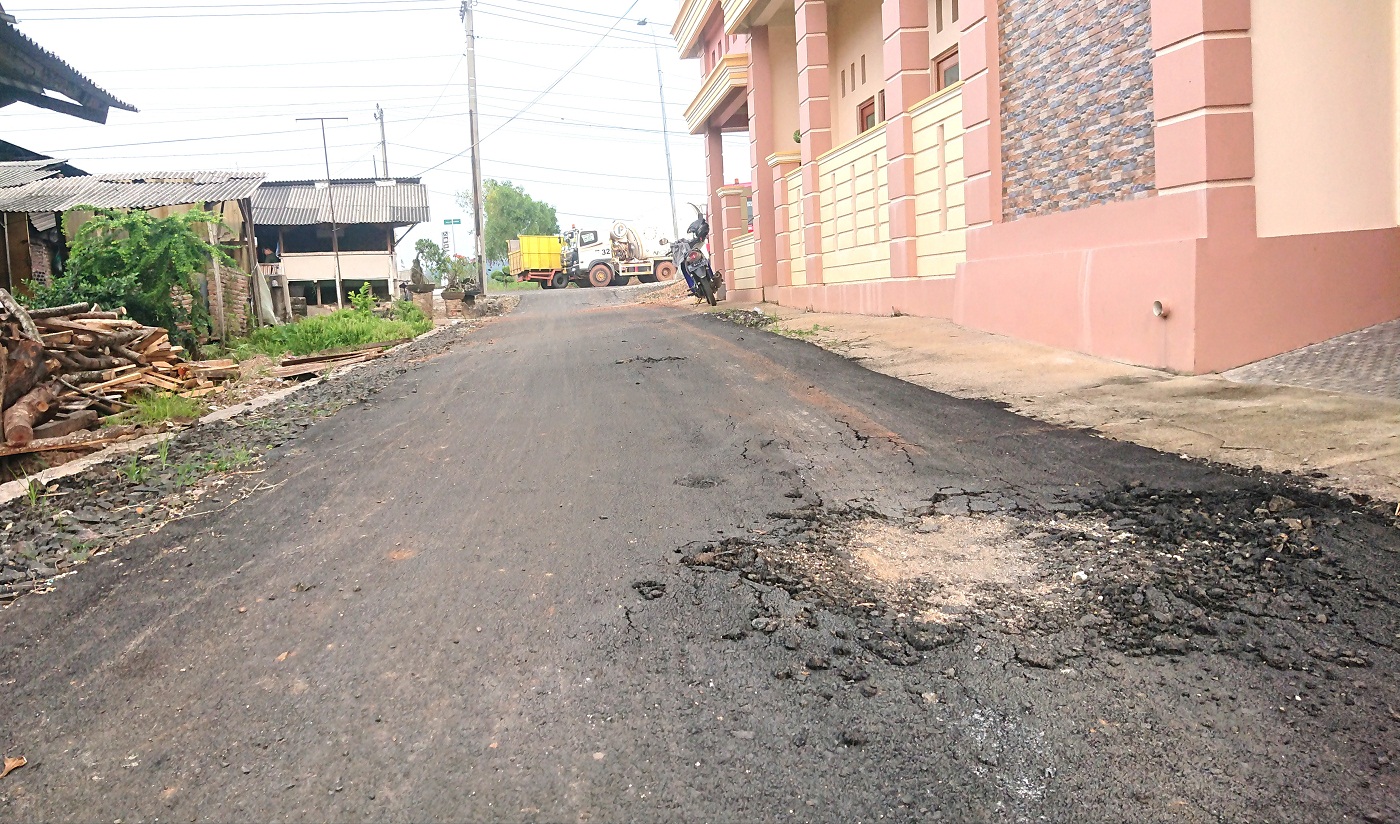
[
  {"left": 413, "top": 0, "right": 642, "bottom": 176},
  {"left": 392, "top": 142, "right": 701, "bottom": 183},
  {"left": 14, "top": 2, "right": 455, "bottom": 19}
]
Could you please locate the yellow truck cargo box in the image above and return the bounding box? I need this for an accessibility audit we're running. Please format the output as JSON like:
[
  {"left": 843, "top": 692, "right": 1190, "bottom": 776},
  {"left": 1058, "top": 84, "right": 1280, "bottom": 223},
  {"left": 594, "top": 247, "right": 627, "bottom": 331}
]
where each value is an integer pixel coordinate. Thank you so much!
[{"left": 508, "top": 235, "right": 562, "bottom": 274}]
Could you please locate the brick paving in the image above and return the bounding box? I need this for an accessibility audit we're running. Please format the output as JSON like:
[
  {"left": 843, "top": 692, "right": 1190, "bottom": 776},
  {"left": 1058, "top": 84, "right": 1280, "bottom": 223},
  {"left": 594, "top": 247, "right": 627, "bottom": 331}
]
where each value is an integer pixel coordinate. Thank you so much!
[{"left": 1222, "top": 318, "right": 1400, "bottom": 401}]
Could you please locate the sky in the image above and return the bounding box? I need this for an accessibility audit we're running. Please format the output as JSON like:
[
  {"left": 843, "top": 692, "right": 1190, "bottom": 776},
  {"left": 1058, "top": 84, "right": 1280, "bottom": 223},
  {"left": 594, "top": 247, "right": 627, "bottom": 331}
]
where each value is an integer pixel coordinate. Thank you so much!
[{"left": 2, "top": 0, "right": 750, "bottom": 265}]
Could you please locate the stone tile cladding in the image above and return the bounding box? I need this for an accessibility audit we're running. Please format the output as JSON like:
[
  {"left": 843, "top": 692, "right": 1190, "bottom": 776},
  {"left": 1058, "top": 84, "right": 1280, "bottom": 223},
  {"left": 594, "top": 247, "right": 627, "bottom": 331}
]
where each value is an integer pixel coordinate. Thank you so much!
[{"left": 998, "top": 0, "right": 1155, "bottom": 220}]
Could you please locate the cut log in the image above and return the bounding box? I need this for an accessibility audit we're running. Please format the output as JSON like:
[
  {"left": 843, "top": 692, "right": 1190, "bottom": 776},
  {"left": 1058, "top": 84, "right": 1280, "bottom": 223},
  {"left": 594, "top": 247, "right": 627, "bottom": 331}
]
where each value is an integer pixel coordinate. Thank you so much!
[
  {"left": 27, "top": 302, "right": 92, "bottom": 319},
  {"left": 32, "top": 409, "right": 98, "bottom": 440},
  {"left": 0, "top": 424, "right": 142, "bottom": 458},
  {"left": 3, "top": 339, "right": 48, "bottom": 408},
  {"left": 4, "top": 382, "right": 57, "bottom": 446},
  {"left": 0, "top": 288, "right": 40, "bottom": 341}
]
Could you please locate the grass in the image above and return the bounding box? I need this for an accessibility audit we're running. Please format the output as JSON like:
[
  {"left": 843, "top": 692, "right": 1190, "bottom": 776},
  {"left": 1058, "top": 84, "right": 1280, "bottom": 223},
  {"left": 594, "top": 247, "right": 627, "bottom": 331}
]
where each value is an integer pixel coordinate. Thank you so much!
[
  {"left": 121, "top": 393, "right": 208, "bottom": 426},
  {"left": 230, "top": 300, "right": 432, "bottom": 359},
  {"left": 775, "top": 323, "right": 832, "bottom": 341},
  {"left": 488, "top": 278, "right": 542, "bottom": 292}
]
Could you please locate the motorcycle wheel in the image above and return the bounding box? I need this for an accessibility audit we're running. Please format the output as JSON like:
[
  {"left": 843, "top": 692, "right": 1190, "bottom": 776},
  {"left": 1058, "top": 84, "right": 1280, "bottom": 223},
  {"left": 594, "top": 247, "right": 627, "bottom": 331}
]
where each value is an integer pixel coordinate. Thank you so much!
[{"left": 698, "top": 276, "right": 717, "bottom": 307}]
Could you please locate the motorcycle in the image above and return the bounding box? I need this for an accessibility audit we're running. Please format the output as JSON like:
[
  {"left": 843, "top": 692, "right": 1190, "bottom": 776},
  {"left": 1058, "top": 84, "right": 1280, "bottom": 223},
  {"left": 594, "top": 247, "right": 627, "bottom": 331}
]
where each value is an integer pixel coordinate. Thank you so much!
[{"left": 670, "top": 205, "right": 720, "bottom": 306}]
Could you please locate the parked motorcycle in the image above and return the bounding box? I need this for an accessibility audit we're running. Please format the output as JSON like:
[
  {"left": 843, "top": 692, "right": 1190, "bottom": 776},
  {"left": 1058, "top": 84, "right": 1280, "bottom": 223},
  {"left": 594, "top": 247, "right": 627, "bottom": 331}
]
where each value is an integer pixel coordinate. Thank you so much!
[{"left": 670, "top": 205, "right": 720, "bottom": 306}]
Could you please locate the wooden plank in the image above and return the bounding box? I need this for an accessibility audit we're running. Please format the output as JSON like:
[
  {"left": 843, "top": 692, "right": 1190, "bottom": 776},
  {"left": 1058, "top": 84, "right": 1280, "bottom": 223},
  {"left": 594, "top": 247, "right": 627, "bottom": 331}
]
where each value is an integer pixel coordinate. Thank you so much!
[
  {"left": 277, "top": 338, "right": 408, "bottom": 367},
  {"left": 83, "top": 370, "right": 150, "bottom": 393},
  {"left": 271, "top": 351, "right": 385, "bottom": 379}
]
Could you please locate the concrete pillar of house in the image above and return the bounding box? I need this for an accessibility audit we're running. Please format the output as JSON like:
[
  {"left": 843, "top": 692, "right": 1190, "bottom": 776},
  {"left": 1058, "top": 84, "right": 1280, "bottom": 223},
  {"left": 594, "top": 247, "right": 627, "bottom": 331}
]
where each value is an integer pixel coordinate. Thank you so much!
[
  {"left": 957, "top": 0, "right": 1003, "bottom": 228},
  {"left": 747, "top": 26, "right": 779, "bottom": 294},
  {"left": 796, "top": 0, "right": 832, "bottom": 285},
  {"left": 768, "top": 152, "right": 802, "bottom": 286},
  {"left": 717, "top": 184, "right": 752, "bottom": 285},
  {"left": 704, "top": 125, "right": 726, "bottom": 266},
  {"left": 1150, "top": 0, "right": 1255, "bottom": 214},
  {"left": 882, "top": 0, "right": 932, "bottom": 278}
]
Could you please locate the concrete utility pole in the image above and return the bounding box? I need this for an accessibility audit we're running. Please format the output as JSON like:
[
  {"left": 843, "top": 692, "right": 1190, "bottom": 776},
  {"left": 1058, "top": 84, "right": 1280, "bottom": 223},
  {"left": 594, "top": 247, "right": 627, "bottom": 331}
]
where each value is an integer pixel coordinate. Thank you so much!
[
  {"left": 462, "top": 0, "right": 487, "bottom": 295},
  {"left": 375, "top": 104, "right": 390, "bottom": 178},
  {"left": 639, "top": 18, "right": 680, "bottom": 240},
  {"left": 297, "top": 116, "right": 349, "bottom": 308}
]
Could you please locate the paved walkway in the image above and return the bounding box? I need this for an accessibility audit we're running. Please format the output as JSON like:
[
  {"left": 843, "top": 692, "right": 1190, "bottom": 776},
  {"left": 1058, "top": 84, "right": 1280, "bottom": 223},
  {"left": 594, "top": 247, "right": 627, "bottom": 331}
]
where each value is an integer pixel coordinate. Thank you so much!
[{"left": 1224, "top": 319, "right": 1400, "bottom": 401}]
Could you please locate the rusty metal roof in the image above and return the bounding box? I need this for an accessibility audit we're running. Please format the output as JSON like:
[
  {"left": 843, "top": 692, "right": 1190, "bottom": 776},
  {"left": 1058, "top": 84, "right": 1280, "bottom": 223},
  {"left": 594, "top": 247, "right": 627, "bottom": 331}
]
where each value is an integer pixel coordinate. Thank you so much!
[
  {"left": 0, "top": 170, "right": 265, "bottom": 212},
  {"left": 252, "top": 178, "right": 430, "bottom": 227},
  {"left": 0, "top": 159, "right": 65, "bottom": 188}
]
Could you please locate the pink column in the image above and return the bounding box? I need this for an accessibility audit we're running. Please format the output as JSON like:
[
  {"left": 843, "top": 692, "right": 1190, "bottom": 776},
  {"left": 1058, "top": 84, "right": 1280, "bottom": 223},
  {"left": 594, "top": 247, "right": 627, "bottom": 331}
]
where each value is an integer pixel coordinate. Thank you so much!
[
  {"left": 796, "top": 0, "right": 832, "bottom": 285},
  {"left": 770, "top": 153, "right": 801, "bottom": 286},
  {"left": 747, "top": 26, "right": 779, "bottom": 293},
  {"left": 882, "top": 0, "right": 931, "bottom": 278},
  {"left": 704, "top": 125, "right": 726, "bottom": 265},
  {"left": 958, "top": 0, "right": 1002, "bottom": 227},
  {"left": 1150, "top": 0, "right": 1254, "bottom": 194}
]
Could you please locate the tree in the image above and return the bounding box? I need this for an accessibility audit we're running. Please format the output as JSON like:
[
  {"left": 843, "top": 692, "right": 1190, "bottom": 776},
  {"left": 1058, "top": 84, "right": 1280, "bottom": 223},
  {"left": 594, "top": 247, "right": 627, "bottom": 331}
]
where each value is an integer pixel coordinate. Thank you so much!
[
  {"left": 412, "top": 238, "right": 478, "bottom": 289},
  {"left": 27, "top": 207, "right": 229, "bottom": 349},
  {"left": 460, "top": 180, "right": 559, "bottom": 264}
]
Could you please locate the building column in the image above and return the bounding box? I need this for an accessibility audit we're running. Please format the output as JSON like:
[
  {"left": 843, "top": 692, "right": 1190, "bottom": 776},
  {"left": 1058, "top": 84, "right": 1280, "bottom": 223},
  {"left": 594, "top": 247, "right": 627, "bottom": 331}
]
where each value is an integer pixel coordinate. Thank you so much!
[
  {"left": 958, "top": 0, "right": 1002, "bottom": 228},
  {"left": 747, "top": 26, "right": 780, "bottom": 294},
  {"left": 1150, "top": 0, "right": 1255, "bottom": 199},
  {"left": 769, "top": 152, "right": 801, "bottom": 286},
  {"left": 882, "top": 0, "right": 932, "bottom": 278},
  {"left": 704, "top": 125, "right": 726, "bottom": 265},
  {"left": 796, "top": 0, "right": 832, "bottom": 285}
]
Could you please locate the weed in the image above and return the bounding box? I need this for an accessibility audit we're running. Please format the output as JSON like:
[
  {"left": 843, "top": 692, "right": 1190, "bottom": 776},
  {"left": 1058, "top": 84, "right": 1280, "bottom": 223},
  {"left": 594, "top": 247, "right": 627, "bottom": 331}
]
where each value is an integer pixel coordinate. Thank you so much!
[
  {"left": 231, "top": 304, "right": 431, "bottom": 360},
  {"left": 118, "top": 455, "right": 151, "bottom": 484},
  {"left": 776, "top": 323, "right": 831, "bottom": 341},
  {"left": 349, "top": 282, "right": 377, "bottom": 313},
  {"left": 157, "top": 439, "right": 171, "bottom": 468},
  {"left": 23, "top": 477, "right": 42, "bottom": 510},
  {"left": 108, "top": 393, "right": 208, "bottom": 426},
  {"left": 66, "top": 544, "right": 95, "bottom": 564}
]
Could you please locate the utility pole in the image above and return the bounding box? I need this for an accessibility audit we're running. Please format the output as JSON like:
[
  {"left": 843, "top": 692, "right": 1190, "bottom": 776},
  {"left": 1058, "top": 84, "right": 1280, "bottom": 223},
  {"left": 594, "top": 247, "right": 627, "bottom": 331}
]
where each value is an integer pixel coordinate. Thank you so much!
[
  {"left": 374, "top": 104, "right": 390, "bottom": 178},
  {"left": 297, "top": 116, "right": 349, "bottom": 308},
  {"left": 639, "top": 18, "right": 680, "bottom": 240},
  {"left": 462, "top": 0, "right": 487, "bottom": 295}
]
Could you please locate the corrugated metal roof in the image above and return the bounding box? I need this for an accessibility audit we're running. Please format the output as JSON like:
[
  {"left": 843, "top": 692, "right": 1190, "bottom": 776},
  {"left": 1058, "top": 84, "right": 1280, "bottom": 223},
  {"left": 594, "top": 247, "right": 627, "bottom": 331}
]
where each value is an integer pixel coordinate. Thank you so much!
[
  {"left": 0, "top": 170, "right": 265, "bottom": 212},
  {"left": 0, "top": 159, "right": 65, "bottom": 188},
  {"left": 0, "top": 16, "right": 136, "bottom": 116},
  {"left": 252, "top": 179, "right": 430, "bottom": 227}
]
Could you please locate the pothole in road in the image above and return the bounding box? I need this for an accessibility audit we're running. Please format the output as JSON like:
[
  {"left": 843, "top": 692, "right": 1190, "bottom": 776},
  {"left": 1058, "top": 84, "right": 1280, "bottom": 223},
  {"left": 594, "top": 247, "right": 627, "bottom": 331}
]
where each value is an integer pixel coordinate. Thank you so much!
[
  {"left": 675, "top": 474, "right": 724, "bottom": 489},
  {"left": 850, "top": 516, "right": 1053, "bottom": 624}
]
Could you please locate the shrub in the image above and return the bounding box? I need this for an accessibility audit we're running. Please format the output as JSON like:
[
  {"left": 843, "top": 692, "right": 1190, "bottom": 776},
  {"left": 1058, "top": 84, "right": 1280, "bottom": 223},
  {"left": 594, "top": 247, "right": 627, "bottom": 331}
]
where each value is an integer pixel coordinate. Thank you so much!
[{"left": 232, "top": 303, "right": 432, "bottom": 359}]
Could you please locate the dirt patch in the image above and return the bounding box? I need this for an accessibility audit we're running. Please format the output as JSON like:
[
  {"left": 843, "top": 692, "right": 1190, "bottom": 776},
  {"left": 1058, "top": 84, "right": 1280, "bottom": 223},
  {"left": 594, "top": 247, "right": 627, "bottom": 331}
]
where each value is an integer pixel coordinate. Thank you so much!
[{"left": 850, "top": 516, "right": 1051, "bottom": 622}]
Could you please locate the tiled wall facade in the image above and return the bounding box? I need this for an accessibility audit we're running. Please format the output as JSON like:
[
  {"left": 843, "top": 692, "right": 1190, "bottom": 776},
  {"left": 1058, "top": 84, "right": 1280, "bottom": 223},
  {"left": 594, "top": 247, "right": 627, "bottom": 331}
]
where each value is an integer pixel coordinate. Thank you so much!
[{"left": 998, "top": 0, "right": 1155, "bottom": 220}]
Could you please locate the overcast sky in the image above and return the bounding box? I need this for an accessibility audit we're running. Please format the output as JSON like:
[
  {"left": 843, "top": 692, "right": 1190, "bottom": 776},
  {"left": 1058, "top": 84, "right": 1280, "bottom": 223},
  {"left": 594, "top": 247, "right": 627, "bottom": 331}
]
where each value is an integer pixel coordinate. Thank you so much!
[{"left": 3, "top": 0, "right": 749, "bottom": 264}]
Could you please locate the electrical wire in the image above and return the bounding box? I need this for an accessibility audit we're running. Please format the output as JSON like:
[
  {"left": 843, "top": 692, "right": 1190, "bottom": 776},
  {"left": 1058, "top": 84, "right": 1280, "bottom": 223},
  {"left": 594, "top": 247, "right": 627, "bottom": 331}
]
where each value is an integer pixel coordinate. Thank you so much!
[
  {"left": 14, "top": 2, "right": 455, "bottom": 20},
  {"left": 411, "top": 0, "right": 642, "bottom": 176}
]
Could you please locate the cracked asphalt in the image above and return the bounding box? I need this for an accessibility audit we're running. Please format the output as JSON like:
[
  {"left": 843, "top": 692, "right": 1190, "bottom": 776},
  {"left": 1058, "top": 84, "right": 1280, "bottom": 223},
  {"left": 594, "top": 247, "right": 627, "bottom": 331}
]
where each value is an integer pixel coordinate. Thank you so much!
[{"left": 2, "top": 287, "right": 1397, "bottom": 823}]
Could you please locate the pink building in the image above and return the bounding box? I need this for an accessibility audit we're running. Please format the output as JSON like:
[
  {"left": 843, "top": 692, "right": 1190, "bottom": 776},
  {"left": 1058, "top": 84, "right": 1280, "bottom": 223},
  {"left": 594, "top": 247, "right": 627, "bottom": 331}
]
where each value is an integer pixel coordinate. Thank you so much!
[{"left": 673, "top": 0, "right": 1400, "bottom": 374}]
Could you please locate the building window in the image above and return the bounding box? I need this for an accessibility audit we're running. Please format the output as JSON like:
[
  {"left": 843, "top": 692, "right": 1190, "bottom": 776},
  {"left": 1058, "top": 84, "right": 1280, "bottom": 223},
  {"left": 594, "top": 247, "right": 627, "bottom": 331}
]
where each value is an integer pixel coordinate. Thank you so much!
[
  {"left": 952, "top": 0, "right": 959, "bottom": 22},
  {"left": 878, "top": 90, "right": 886, "bottom": 122},
  {"left": 860, "top": 55, "right": 866, "bottom": 84},
  {"left": 841, "top": 69, "right": 846, "bottom": 96},
  {"left": 858, "top": 97, "right": 877, "bottom": 133},
  {"left": 934, "top": 46, "right": 960, "bottom": 90}
]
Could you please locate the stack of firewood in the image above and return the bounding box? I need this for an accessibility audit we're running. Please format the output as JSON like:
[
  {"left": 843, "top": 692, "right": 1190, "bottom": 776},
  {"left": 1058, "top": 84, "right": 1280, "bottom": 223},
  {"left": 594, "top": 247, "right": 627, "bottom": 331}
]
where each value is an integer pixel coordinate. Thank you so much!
[{"left": 0, "top": 289, "right": 238, "bottom": 457}]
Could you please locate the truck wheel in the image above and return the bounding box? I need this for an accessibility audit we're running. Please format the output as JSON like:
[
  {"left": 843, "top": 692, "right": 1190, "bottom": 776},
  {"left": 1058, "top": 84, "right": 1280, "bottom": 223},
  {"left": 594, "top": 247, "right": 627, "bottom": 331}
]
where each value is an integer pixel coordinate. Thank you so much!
[
  {"left": 587, "top": 263, "right": 613, "bottom": 288},
  {"left": 653, "top": 261, "right": 677, "bottom": 282},
  {"left": 550, "top": 271, "right": 568, "bottom": 289}
]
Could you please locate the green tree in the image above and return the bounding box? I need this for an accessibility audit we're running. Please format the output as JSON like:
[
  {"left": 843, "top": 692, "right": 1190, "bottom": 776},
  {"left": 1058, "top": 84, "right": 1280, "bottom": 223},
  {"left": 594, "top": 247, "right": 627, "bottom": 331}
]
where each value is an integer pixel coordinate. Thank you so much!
[
  {"left": 27, "top": 207, "right": 231, "bottom": 349},
  {"left": 412, "top": 238, "right": 478, "bottom": 289},
  {"left": 461, "top": 180, "right": 559, "bottom": 264}
]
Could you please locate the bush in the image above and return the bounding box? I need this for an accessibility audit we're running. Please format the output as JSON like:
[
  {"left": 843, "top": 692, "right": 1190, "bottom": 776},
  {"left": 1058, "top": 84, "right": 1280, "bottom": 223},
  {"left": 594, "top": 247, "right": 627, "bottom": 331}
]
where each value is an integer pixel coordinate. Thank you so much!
[
  {"left": 26, "top": 207, "right": 231, "bottom": 350},
  {"left": 232, "top": 301, "right": 432, "bottom": 359}
]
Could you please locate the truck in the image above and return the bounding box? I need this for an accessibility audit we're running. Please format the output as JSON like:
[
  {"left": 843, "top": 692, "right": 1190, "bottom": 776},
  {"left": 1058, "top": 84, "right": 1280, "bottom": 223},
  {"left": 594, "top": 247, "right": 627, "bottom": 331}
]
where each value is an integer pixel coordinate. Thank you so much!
[{"left": 508, "top": 222, "right": 677, "bottom": 289}]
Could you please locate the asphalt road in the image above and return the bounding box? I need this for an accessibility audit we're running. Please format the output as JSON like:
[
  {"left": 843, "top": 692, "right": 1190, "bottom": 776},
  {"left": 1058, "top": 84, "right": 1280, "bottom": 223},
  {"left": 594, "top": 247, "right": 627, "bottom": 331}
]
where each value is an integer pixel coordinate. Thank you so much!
[{"left": 2, "top": 287, "right": 1397, "bottom": 823}]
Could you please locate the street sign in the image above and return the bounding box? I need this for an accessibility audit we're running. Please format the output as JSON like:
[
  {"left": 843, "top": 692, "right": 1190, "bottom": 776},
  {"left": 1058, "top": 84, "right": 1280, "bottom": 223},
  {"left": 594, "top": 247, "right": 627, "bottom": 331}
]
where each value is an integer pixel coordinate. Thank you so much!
[
  {"left": 441, "top": 231, "right": 451, "bottom": 254},
  {"left": 443, "top": 218, "right": 462, "bottom": 225}
]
